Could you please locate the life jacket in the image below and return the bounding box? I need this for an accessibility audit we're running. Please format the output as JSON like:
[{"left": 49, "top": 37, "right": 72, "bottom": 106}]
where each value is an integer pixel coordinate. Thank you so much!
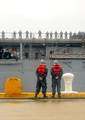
[
  {"left": 37, "top": 64, "right": 46, "bottom": 75},
  {"left": 51, "top": 64, "right": 61, "bottom": 76}
]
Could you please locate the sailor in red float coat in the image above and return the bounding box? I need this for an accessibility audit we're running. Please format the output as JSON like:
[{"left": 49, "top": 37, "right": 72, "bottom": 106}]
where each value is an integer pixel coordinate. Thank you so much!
[
  {"left": 35, "top": 59, "right": 48, "bottom": 98},
  {"left": 51, "top": 60, "right": 63, "bottom": 98}
]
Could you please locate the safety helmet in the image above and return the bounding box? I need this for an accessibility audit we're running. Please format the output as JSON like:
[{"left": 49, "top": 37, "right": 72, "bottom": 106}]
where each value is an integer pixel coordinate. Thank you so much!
[
  {"left": 53, "top": 60, "right": 58, "bottom": 64},
  {"left": 40, "top": 59, "right": 45, "bottom": 64}
]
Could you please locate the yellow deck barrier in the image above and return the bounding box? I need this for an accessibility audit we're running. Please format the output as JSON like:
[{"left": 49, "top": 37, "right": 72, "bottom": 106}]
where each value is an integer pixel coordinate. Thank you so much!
[
  {"left": 4, "top": 76, "right": 22, "bottom": 96},
  {"left": 0, "top": 92, "right": 85, "bottom": 99}
]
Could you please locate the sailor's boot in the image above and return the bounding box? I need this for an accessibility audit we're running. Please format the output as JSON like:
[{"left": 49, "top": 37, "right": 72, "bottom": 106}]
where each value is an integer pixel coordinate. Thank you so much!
[
  {"left": 58, "top": 92, "right": 61, "bottom": 98},
  {"left": 34, "top": 92, "right": 38, "bottom": 98},
  {"left": 43, "top": 93, "right": 47, "bottom": 98},
  {"left": 52, "top": 92, "right": 56, "bottom": 98}
]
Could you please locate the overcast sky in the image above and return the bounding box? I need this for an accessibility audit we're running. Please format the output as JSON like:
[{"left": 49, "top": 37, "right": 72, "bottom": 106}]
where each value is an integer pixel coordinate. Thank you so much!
[{"left": 0, "top": 0, "right": 85, "bottom": 33}]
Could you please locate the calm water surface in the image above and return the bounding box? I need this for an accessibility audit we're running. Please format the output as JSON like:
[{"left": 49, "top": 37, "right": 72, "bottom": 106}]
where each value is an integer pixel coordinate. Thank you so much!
[{"left": 0, "top": 99, "right": 85, "bottom": 120}]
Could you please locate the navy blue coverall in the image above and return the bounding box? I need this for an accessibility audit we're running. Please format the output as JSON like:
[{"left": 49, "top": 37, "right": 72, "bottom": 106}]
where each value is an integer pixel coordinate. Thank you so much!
[
  {"left": 35, "top": 65, "right": 48, "bottom": 97},
  {"left": 51, "top": 64, "right": 63, "bottom": 97}
]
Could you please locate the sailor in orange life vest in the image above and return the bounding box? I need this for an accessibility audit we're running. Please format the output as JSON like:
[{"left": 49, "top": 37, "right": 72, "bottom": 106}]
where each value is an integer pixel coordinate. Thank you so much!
[
  {"left": 35, "top": 59, "right": 48, "bottom": 98},
  {"left": 51, "top": 60, "right": 63, "bottom": 98}
]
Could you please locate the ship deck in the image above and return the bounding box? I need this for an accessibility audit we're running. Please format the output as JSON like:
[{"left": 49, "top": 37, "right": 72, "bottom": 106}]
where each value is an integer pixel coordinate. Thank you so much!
[{"left": 0, "top": 92, "right": 85, "bottom": 99}]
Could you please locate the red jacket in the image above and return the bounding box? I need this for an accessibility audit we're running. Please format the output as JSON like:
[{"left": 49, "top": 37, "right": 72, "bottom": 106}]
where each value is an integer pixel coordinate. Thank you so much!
[
  {"left": 51, "top": 64, "right": 63, "bottom": 77},
  {"left": 36, "top": 64, "right": 47, "bottom": 78}
]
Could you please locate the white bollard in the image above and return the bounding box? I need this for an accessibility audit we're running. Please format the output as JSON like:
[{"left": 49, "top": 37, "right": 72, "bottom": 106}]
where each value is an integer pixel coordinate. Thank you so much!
[{"left": 62, "top": 73, "right": 77, "bottom": 93}]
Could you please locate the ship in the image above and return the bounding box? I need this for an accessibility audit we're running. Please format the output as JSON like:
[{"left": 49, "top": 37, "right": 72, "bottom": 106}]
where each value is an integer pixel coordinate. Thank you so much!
[{"left": 0, "top": 30, "right": 85, "bottom": 92}]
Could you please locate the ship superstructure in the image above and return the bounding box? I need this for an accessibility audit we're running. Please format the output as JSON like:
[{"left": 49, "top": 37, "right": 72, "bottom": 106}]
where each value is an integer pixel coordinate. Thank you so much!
[
  {"left": 0, "top": 30, "right": 85, "bottom": 92},
  {"left": 0, "top": 31, "right": 85, "bottom": 60}
]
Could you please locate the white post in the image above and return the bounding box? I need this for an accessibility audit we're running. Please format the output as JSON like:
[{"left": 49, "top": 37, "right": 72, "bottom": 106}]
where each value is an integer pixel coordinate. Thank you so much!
[{"left": 62, "top": 73, "right": 77, "bottom": 93}]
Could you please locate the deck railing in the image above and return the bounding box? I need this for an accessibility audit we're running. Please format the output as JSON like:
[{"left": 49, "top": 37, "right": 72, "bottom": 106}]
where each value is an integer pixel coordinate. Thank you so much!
[{"left": 49, "top": 53, "right": 85, "bottom": 59}]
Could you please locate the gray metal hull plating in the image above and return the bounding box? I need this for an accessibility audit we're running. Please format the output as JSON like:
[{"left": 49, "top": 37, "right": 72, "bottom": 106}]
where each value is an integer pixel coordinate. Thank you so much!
[{"left": 0, "top": 59, "right": 85, "bottom": 92}]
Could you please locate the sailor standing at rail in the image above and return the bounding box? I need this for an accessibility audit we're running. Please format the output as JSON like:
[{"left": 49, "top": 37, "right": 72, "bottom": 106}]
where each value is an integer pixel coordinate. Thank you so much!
[
  {"left": 51, "top": 60, "right": 63, "bottom": 98},
  {"left": 35, "top": 59, "right": 48, "bottom": 98}
]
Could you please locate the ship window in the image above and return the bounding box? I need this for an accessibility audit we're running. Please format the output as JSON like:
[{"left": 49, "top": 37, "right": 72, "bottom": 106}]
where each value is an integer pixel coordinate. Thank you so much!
[{"left": 25, "top": 52, "right": 29, "bottom": 59}]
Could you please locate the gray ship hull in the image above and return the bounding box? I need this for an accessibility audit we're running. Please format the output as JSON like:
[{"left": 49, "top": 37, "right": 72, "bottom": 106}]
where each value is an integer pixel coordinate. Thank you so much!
[{"left": 0, "top": 59, "right": 85, "bottom": 92}]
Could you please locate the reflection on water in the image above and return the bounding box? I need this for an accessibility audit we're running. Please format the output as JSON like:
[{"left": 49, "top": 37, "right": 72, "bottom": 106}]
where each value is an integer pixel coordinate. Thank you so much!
[{"left": 0, "top": 99, "right": 85, "bottom": 120}]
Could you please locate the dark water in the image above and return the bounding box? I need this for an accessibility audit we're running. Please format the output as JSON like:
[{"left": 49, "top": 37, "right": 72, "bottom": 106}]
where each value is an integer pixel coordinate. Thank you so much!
[{"left": 0, "top": 99, "right": 85, "bottom": 120}]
